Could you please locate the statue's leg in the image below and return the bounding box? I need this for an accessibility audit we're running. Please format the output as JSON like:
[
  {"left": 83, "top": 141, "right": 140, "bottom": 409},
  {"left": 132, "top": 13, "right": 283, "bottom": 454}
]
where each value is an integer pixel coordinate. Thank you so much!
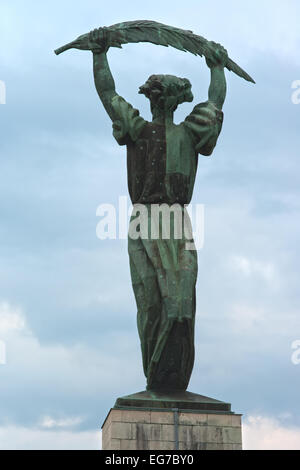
[
  {"left": 148, "top": 316, "right": 196, "bottom": 391},
  {"left": 145, "top": 247, "right": 197, "bottom": 391},
  {"left": 128, "top": 235, "right": 162, "bottom": 380},
  {"left": 141, "top": 213, "right": 198, "bottom": 392}
]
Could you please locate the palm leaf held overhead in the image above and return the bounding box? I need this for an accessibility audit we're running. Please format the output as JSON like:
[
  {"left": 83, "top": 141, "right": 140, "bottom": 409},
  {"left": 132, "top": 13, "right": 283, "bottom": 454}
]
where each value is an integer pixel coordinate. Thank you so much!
[{"left": 55, "top": 20, "right": 255, "bottom": 84}]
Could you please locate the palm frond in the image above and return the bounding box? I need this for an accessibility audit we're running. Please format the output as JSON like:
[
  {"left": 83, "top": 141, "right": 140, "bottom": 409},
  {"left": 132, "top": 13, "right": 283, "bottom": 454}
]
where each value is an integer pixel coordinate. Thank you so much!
[{"left": 55, "top": 20, "right": 255, "bottom": 84}]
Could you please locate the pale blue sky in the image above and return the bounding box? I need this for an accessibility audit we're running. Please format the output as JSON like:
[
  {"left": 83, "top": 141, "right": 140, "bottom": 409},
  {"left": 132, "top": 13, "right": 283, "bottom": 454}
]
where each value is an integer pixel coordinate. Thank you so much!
[{"left": 0, "top": 0, "right": 300, "bottom": 449}]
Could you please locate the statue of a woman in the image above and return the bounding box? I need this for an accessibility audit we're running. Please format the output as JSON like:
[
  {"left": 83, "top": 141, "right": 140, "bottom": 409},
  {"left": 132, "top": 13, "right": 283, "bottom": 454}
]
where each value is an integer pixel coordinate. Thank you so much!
[{"left": 88, "top": 29, "right": 227, "bottom": 392}]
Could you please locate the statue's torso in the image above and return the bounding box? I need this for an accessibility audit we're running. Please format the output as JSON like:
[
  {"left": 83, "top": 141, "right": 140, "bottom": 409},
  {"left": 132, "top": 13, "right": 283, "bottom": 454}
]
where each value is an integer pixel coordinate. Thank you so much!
[
  {"left": 111, "top": 95, "right": 224, "bottom": 205},
  {"left": 126, "top": 121, "right": 198, "bottom": 205}
]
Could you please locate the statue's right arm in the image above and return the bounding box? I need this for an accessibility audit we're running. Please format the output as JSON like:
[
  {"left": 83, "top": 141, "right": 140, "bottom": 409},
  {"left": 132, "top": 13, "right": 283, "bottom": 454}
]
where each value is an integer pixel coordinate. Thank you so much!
[
  {"left": 93, "top": 51, "right": 118, "bottom": 121},
  {"left": 88, "top": 29, "right": 146, "bottom": 145}
]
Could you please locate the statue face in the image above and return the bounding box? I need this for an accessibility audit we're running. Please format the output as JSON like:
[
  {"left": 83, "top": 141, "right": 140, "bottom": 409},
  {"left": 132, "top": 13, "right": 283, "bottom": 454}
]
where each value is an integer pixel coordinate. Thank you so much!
[{"left": 139, "top": 74, "right": 193, "bottom": 113}]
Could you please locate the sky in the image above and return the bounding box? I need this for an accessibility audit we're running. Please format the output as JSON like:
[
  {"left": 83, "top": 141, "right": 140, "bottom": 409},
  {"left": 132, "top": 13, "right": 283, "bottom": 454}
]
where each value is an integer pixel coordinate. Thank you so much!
[{"left": 0, "top": 0, "right": 300, "bottom": 450}]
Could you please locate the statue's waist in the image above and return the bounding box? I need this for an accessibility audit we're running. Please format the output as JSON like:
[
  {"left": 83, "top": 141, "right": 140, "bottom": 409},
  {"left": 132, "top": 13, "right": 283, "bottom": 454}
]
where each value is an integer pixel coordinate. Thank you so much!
[
  {"left": 132, "top": 197, "right": 189, "bottom": 206},
  {"left": 128, "top": 172, "right": 195, "bottom": 206}
]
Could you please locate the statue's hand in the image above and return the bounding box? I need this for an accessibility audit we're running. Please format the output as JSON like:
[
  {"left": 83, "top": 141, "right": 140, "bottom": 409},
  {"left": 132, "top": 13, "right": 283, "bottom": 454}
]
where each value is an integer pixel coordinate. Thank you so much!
[
  {"left": 206, "top": 42, "right": 228, "bottom": 69},
  {"left": 79, "top": 28, "right": 108, "bottom": 53}
]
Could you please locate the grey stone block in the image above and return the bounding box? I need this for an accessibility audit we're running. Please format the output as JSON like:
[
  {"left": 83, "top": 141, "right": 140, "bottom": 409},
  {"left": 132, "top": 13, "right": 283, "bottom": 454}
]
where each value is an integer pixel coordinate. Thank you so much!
[
  {"left": 151, "top": 411, "right": 174, "bottom": 424},
  {"left": 222, "top": 426, "right": 242, "bottom": 444},
  {"left": 110, "top": 422, "right": 133, "bottom": 440},
  {"left": 102, "top": 408, "right": 243, "bottom": 451}
]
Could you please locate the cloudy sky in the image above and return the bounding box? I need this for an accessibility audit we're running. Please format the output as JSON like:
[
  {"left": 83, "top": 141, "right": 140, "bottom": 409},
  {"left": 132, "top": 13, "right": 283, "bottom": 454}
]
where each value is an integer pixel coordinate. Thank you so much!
[{"left": 0, "top": 0, "right": 300, "bottom": 450}]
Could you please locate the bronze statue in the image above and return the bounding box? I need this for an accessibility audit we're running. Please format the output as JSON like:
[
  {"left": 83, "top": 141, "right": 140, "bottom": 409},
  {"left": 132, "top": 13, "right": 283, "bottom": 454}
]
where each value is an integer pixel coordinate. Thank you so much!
[{"left": 55, "top": 21, "right": 254, "bottom": 394}]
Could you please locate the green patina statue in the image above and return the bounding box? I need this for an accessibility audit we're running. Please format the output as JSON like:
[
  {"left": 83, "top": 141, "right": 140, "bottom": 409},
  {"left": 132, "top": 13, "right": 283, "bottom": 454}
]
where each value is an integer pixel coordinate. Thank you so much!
[{"left": 55, "top": 21, "right": 254, "bottom": 394}]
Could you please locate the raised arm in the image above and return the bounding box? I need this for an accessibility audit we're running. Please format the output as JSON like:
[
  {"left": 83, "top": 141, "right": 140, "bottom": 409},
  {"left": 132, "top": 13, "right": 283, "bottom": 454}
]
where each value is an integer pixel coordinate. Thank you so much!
[
  {"left": 93, "top": 51, "right": 118, "bottom": 120},
  {"left": 206, "top": 42, "right": 228, "bottom": 110},
  {"left": 87, "top": 29, "right": 118, "bottom": 120}
]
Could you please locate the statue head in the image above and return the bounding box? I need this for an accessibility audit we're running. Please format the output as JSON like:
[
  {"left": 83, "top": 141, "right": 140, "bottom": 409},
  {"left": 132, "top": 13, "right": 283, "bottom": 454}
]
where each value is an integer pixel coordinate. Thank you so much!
[{"left": 139, "top": 74, "right": 193, "bottom": 115}]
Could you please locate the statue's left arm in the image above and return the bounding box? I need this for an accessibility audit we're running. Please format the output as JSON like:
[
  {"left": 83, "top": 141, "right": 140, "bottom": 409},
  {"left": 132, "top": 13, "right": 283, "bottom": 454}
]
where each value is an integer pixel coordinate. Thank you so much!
[
  {"left": 206, "top": 42, "right": 228, "bottom": 110},
  {"left": 208, "top": 65, "right": 227, "bottom": 110},
  {"left": 183, "top": 42, "right": 228, "bottom": 156}
]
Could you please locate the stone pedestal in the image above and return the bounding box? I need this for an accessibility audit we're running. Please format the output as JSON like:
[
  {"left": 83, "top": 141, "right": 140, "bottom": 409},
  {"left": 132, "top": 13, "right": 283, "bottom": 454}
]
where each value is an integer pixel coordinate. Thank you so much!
[{"left": 102, "top": 391, "right": 242, "bottom": 451}]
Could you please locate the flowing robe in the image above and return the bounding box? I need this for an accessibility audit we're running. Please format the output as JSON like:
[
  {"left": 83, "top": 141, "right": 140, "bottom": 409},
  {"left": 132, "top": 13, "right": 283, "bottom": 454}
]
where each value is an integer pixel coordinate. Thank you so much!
[{"left": 111, "top": 95, "right": 223, "bottom": 391}]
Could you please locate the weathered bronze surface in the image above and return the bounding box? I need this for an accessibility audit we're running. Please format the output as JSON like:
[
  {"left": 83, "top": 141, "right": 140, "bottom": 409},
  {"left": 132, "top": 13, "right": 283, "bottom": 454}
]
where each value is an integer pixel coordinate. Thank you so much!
[
  {"left": 55, "top": 21, "right": 254, "bottom": 394},
  {"left": 115, "top": 390, "right": 232, "bottom": 413},
  {"left": 55, "top": 20, "right": 255, "bottom": 84}
]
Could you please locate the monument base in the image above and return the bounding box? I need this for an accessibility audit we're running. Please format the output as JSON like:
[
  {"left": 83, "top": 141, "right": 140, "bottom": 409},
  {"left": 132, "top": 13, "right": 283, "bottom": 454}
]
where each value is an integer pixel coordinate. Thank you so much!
[{"left": 102, "top": 391, "right": 242, "bottom": 451}]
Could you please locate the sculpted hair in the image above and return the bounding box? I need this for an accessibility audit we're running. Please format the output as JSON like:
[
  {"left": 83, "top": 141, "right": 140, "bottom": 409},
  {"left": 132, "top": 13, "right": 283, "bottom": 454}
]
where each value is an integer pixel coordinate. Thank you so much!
[{"left": 139, "top": 74, "right": 193, "bottom": 111}]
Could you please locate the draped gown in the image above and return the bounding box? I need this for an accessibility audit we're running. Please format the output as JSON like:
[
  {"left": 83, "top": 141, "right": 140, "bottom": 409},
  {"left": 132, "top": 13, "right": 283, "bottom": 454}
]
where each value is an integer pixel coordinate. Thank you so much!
[{"left": 111, "top": 95, "right": 223, "bottom": 392}]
